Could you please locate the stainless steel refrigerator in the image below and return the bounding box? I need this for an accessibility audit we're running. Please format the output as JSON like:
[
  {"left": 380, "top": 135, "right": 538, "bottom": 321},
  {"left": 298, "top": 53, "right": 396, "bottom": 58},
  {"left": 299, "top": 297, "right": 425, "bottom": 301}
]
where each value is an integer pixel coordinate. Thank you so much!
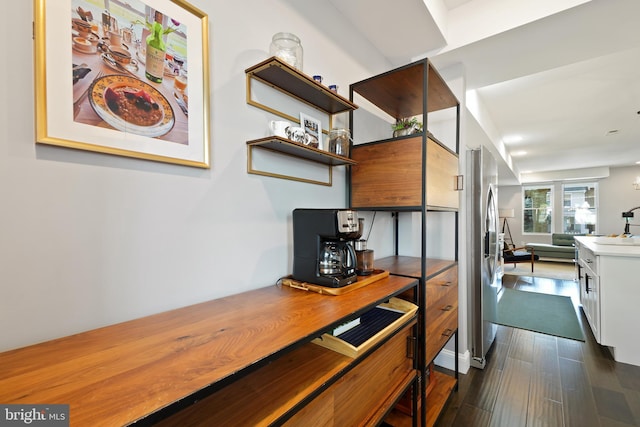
[{"left": 467, "top": 147, "right": 500, "bottom": 369}]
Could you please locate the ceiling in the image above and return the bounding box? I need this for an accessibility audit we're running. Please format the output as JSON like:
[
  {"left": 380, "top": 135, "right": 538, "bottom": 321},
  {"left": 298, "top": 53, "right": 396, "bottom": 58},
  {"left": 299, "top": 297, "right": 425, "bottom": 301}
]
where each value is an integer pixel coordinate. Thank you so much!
[{"left": 329, "top": 0, "right": 640, "bottom": 185}]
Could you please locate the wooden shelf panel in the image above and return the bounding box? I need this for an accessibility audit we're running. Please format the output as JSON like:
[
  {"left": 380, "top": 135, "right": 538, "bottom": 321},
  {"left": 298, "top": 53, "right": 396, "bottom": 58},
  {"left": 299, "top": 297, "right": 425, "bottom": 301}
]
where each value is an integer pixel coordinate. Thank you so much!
[
  {"left": 384, "top": 370, "right": 457, "bottom": 427},
  {"left": 247, "top": 136, "right": 356, "bottom": 166},
  {"left": 375, "top": 256, "right": 457, "bottom": 281},
  {"left": 426, "top": 370, "right": 458, "bottom": 427},
  {"left": 0, "top": 276, "right": 417, "bottom": 426},
  {"left": 246, "top": 57, "right": 358, "bottom": 114},
  {"left": 350, "top": 59, "right": 459, "bottom": 118},
  {"left": 160, "top": 320, "right": 417, "bottom": 426},
  {"left": 365, "top": 370, "right": 418, "bottom": 426},
  {"left": 155, "top": 342, "right": 351, "bottom": 426}
]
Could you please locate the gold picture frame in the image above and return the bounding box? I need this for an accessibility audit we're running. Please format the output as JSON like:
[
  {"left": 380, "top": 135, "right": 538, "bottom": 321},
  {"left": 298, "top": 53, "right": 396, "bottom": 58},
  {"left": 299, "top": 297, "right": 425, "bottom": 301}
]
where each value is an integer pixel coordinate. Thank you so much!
[{"left": 34, "top": 0, "right": 210, "bottom": 168}]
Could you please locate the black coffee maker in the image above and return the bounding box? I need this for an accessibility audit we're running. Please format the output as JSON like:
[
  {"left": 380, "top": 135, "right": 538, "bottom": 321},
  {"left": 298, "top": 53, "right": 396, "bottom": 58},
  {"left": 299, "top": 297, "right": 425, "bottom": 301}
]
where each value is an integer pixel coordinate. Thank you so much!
[{"left": 292, "top": 209, "right": 360, "bottom": 287}]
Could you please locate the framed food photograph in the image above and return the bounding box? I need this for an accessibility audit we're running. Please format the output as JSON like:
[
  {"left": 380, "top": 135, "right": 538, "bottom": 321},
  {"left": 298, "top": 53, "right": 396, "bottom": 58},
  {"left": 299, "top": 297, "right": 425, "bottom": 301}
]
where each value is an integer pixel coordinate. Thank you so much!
[
  {"left": 299, "top": 113, "right": 322, "bottom": 150},
  {"left": 34, "top": 0, "right": 210, "bottom": 168}
]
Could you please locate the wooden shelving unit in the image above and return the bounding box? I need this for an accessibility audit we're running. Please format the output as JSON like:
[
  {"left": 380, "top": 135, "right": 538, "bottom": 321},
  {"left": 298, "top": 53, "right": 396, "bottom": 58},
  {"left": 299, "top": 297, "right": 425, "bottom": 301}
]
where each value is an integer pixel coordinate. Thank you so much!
[{"left": 348, "top": 58, "right": 461, "bottom": 427}]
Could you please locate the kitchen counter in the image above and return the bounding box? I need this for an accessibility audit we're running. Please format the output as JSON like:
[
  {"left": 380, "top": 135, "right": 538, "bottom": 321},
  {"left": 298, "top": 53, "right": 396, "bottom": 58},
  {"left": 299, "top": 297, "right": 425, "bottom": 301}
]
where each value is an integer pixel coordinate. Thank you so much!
[
  {"left": 0, "top": 276, "right": 417, "bottom": 425},
  {"left": 575, "top": 236, "right": 640, "bottom": 367},
  {"left": 575, "top": 236, "right": 640, "bottom": 257}
]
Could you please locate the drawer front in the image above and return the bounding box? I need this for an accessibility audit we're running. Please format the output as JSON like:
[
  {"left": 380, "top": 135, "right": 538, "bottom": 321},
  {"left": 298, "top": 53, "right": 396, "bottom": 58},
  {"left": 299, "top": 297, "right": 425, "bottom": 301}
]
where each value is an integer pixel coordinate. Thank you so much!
[
  {"left": 425, "top": 304, "right": 457, "bottom": 363},
  {"left": 334, "top": 321, "right": 416, "bottom": 425},
  {"left": 582, "top": 268, "right": 601, "bottom": 343},
  {"left": 578, "top": 246, "right": 598, "bottom": 274},
  {"left": 285, "top": 321, "right": 417, "bottom": 426},
  {"left": 425, "top": 266, "right": 458, "bottom": 363},
  {"left": 426, "top": 266, "right": 457, "bottom": 307}
]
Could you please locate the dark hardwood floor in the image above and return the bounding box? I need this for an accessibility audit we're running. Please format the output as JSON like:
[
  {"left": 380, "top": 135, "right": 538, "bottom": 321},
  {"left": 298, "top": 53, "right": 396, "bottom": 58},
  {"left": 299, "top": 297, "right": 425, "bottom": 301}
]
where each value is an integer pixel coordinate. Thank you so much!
[{"left": 436, "top": 273, "right": 640, "bottom": 427}]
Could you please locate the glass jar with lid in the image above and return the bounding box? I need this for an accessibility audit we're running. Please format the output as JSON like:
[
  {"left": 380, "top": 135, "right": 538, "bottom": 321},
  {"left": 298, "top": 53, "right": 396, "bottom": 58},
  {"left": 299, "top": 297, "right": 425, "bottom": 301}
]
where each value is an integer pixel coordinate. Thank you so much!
[
  {"left": 269, "top": 32, "right": 303, "bottom": 70},
  {"left": 328, "top": 128, "right": 350, "bottom": 157}
]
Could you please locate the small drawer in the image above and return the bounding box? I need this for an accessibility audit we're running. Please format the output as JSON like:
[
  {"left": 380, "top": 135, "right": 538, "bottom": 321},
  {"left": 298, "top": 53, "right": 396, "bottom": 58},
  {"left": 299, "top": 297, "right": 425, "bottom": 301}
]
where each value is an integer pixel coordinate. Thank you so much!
[
  {"left": 426, "top": 266, "right": 458, "bottom": 311},
  {"left": 425, "top": 301, "right": 457, "bottom": 362},
  {"left": 312, "top": 297, "right": 418, "bottom": 358},
  {"left": 426, "top": 265, "right": 457, "bottom": 288},
  {"left": 286, "top": 321, "right": 417, "bottom": 426},
  {"left": 578, "top": 247, "right": 598, "bottom": 275},
  {"left": 425, "top": 266, "right": 458, "bottom": 362}
]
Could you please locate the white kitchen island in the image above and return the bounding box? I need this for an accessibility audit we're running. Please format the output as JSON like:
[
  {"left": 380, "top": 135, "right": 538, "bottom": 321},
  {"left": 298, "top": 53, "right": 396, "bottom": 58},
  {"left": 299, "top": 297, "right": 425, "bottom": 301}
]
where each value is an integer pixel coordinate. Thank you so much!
[{"left": 575, "top": 236, "right": 640, "bottom": 367}]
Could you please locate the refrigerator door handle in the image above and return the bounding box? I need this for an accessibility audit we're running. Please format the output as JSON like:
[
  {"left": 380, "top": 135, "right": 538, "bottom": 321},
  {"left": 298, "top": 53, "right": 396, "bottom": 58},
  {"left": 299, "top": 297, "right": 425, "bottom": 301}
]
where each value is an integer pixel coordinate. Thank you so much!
[{"left": 484, "top": 231, "right": 490, "bottom": 256}]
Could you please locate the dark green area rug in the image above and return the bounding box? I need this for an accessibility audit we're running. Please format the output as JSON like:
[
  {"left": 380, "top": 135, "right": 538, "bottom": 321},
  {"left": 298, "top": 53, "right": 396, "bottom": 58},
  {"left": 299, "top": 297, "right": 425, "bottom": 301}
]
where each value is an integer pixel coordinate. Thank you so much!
[{"left": 496, "top": 288, "right": 585, "bottom": 341}]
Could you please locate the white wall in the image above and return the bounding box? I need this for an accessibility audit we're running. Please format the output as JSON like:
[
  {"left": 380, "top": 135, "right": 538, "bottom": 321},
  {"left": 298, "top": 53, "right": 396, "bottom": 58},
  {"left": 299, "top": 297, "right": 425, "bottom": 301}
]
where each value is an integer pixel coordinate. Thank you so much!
[
  {"left": 499, "top": 165, "right": 640, "bottom": 246},
  {"left": 600, "top": 166, "right": 640, "bottom": 234},
  {"left": 0, "top": 0, "right": 392, "bottom": 351}
]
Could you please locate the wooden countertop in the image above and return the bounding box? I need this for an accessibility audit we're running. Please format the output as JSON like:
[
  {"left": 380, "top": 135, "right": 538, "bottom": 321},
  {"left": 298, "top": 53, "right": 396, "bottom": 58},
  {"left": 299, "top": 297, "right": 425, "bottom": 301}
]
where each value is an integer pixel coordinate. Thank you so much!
[{"left": 0, "top": 276, "right": 416, "bottom": 426}]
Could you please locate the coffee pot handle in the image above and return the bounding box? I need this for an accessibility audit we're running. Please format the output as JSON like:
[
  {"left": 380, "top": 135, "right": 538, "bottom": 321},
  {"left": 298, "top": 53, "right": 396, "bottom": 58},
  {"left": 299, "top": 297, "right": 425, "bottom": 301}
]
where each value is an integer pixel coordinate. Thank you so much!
[{"left": 345, "top": 242, "right": 357, "bottom": 275}]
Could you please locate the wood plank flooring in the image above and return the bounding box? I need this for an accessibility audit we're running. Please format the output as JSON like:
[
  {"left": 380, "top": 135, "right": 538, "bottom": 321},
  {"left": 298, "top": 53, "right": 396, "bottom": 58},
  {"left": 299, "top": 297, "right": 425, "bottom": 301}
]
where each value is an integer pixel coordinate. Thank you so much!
[{"left": 436, "top": 273, "right": 640, "bottom": 427}]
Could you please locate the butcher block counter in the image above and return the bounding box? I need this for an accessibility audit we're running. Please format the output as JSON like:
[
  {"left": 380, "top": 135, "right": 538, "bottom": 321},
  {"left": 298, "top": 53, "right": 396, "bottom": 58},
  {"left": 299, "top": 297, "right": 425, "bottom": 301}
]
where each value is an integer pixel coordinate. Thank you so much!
[
  {"left": 575, "top": 236, "right": 640, "bottom": 366},
  {"left": 0, "top": 275, "right": 418, "bottom": 426}
]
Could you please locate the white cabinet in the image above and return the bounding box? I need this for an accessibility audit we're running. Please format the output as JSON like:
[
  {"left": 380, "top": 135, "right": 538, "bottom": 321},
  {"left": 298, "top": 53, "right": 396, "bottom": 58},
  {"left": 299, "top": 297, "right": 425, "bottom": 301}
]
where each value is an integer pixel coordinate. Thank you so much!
[
  {"left": 575, "top": 237, "right": 640, "bottom": 366},
  {"left": 577, "top": 245, "right": 600, "bottom": 341}
]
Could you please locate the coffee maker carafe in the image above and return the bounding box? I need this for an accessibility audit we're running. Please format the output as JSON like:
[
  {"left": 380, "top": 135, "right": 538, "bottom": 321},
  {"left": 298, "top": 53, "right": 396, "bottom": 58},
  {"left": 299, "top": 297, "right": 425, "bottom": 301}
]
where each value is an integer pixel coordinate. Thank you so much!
[
  {"left": 292, "top": 209, "right": 359, "bottom": 287},
  {"left": 319, "top": 240, "right": 356, "bottom": 276}
]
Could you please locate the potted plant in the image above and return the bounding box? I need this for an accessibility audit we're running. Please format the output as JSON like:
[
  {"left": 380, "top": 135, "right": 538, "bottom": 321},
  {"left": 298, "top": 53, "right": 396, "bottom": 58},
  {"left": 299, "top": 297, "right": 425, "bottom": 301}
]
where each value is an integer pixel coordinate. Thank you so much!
[{"left": 391, "top": 117, "right": 423, "bottom": 137}]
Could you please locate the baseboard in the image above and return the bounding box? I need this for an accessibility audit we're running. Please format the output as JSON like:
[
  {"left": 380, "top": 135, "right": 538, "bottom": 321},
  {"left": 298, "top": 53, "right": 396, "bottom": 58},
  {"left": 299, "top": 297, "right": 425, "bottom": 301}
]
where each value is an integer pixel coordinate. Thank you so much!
[{"left": 434, "top": 349, "right": 470, "bottom": 374}]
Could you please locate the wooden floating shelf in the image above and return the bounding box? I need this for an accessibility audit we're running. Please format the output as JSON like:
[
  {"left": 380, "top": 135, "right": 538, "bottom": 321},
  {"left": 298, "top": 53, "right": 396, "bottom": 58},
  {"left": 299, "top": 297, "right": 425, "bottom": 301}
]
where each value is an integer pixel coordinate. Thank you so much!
[
  {"left": 247, "top": 136, "right": 357, "bottom": 166},
  {"left": 246, "top": 56, "right": 358, "bottom": 115}
]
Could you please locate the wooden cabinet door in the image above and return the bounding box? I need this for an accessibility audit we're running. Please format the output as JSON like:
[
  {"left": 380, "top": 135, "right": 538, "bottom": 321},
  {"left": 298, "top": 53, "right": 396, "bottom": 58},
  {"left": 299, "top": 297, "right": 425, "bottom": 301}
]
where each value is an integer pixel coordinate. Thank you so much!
[
  {"left": 426, "top": 138, "right": 459, "bottom": 210},
  {"left": 351, "top": 137, "right": 423, "bottom": 208},
  {"left": 350, "top": 137, "right": 458, "bottom": 210},
  {"left": 285, "top": 321, "right": 417, "bottom": 426}
]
